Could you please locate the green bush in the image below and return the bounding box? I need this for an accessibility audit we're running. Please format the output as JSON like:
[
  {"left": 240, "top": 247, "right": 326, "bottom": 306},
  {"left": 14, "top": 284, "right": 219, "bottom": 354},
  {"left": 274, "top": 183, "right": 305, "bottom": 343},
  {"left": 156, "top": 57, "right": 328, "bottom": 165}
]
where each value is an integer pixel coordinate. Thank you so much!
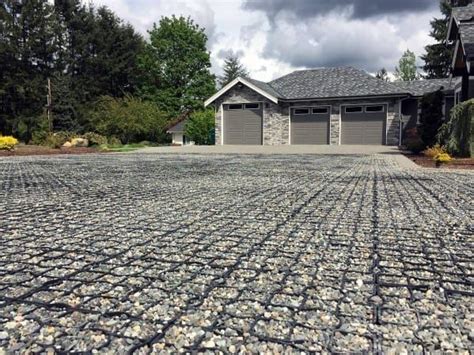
[
  {"left": 88, "top": 95, "right": 168, "bottom": 144},
  {"left": 107, "top": 136, "right": 122, "bottom": 146},
  {"left": 437, "top": 99, "right": 474, "bottom": 157},
  {"left": 44, "top": 131, "right": 75, "bottom": 148},
  {"left": 418, "top": 90, "right": 444, "bottom": 149},
  {"left": 184, "top": 109, "right": 215, "bottom": 145},
  {"left": 82, "top": 132, "right": 108, "bottom": 146}
]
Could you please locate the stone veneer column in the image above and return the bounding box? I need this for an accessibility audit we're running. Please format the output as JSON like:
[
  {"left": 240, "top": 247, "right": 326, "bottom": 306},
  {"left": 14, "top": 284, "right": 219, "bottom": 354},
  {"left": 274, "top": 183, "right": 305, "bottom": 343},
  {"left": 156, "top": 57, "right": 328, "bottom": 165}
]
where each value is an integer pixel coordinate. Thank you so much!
[
  {"left": 330, "top": 104, "right": 341, "bottom": 145},
  {"left": 386, "top": 101, "right": 400, "bottom": 146},
  {"left": 263, "top": 103, "right": 290, "bottom": 145},
  {"left": 214, "top": 105, "right": 222, "bottom": 145}
]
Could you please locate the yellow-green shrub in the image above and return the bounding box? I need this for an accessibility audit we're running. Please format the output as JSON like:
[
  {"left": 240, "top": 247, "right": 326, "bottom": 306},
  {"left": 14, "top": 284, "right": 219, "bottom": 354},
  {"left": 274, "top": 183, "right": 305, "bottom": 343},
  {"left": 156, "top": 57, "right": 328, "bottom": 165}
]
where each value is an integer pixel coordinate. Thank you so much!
[
  {"left": 0, "top": 135, "right": 19, "bottom": 150},
  {"left": 423, "top": 144, "right": 446, "bottom": 158},
  {"left": 434, "top": 153, "right": 452, "bottom": 163}
]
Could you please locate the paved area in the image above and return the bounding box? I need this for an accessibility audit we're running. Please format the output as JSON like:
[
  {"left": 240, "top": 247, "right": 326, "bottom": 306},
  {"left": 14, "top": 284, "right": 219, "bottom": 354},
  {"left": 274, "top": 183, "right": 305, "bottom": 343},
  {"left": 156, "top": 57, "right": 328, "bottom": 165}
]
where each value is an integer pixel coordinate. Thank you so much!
[
  {"left": 0, "top": 153, "right": 472, "bottom": 353},
  {"left": 135, "top": 144, "right": 403, "bottom": 156}
]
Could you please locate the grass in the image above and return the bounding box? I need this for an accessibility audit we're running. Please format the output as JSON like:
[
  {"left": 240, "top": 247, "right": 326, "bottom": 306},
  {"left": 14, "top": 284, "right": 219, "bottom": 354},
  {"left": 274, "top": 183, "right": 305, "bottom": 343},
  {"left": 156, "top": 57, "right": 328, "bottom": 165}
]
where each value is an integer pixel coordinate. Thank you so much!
[{"left": 99, "top": 143, "right": 151, "bottom": 152}]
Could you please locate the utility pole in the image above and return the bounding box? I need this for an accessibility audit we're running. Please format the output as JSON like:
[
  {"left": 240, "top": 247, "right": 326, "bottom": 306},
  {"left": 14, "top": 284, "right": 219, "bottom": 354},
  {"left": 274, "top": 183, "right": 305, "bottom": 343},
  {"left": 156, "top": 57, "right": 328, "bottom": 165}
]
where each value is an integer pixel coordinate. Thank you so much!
[{"left": 46, "top": 78, "right": 52, "bottom": 132}]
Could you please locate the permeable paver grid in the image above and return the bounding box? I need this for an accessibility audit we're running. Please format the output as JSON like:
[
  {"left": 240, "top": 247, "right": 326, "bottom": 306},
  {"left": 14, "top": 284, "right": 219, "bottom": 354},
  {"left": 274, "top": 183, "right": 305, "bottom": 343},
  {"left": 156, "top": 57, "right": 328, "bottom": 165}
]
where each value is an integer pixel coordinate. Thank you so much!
[{"left": 0, "top": 153, "right": 472, "bottom": 353}]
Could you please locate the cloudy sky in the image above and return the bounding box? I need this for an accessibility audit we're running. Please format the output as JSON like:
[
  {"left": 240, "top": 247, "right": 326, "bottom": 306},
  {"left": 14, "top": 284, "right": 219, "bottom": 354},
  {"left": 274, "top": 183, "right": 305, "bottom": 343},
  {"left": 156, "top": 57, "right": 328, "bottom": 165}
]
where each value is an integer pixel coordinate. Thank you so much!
[{"left": 87, "top": 0, "right": 441, "bottom": 81}]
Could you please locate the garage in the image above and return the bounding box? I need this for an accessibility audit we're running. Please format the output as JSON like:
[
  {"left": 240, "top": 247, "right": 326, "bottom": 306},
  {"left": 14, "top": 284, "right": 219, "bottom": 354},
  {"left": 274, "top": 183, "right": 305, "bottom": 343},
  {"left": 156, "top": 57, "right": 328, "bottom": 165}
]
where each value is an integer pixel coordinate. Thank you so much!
[
  {"left": 223, "top": 103, "right": 262, "bottom": 145},
  {"left": 341, "top": 104, "right": 386, "bottom": 145},
  {"left": 291, "top": 107, "right": 330, "bottom": 144}
]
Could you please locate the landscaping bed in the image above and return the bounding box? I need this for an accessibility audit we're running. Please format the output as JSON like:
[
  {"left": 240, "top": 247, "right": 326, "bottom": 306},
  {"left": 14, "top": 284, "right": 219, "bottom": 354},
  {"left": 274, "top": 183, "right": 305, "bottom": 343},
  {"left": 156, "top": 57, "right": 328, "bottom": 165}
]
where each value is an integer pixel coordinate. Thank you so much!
[
  {"left": 0, "top": 145, "right": 102, "bottom": 157},
  {"left": 404, "top": 153, "right": 474, "bottom": 170}
]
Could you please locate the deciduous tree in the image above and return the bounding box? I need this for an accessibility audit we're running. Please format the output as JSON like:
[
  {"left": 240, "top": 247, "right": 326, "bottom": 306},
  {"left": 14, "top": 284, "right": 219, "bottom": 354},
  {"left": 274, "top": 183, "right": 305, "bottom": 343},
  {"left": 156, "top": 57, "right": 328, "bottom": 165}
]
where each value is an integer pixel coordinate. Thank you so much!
[
  {"left": 395, "top": 50, "right": 419, "bottom": 81},
  {"left": 138, "top": 16, "right": 216, "bottom": 117}
]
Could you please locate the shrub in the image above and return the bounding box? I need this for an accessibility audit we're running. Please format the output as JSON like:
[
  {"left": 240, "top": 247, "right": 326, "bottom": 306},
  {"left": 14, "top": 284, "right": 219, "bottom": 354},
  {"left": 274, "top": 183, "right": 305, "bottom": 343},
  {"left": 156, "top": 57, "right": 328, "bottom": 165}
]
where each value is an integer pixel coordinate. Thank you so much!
[
  {"left": 422, "top": 144, "right": 446, "bottom": 158},
  {"left": 88, "top": 95, "right": 168, "bottom": 143},
  {"left": 437, "top": 99, "right": 474, "bottom": 157},
  {"left": 82, "top": 132, "right": 107, "bottom": 146},
  {"left": 405, "top": 138, "right": 425, "bottom": 154},
  {"left": 0, "top": 135, "right": 19, "bottom": 150},
  {"left": 107, "top": 136, "right": 122, "bottom": 146},
  {"left": 434, "top": 153, "right": 452, "bottom": 163},
  {"left": 184, "top": 109, "right": 215, "bottom": 145},
  {"left": 403, "top": 127, "right": 424, "bottom": 154},
  {"left": 418, "top": 90, "right": 444, "bottom": 149},
  {"left": 44, "top": 131, "right": 75, "bottom": 148}
]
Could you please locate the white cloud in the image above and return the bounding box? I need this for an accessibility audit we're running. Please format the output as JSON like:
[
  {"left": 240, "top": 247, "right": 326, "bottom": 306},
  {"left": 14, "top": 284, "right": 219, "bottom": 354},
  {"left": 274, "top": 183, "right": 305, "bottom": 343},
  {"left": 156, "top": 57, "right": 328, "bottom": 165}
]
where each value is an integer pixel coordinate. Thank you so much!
[{"left": 84, "top": 0, "right": 441, "bottom": 81}]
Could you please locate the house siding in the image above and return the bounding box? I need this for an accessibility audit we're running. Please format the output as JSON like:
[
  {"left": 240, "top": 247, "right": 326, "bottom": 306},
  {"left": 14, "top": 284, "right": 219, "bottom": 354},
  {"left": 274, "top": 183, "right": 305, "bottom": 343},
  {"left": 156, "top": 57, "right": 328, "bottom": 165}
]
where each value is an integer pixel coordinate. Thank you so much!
[{"left": 213, "top": 85, "right": 401, "bottom": 146}]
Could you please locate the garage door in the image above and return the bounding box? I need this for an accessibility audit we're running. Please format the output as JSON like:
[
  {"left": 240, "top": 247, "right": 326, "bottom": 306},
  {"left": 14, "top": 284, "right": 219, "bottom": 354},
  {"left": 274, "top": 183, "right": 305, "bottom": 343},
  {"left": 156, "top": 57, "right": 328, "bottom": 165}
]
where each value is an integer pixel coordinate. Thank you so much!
[
  {"left": 223, "top": 103, "right": 262, "bottom": 145},
  {"left": 291, "top": 107, "right": 329, "bottom": 144},
  {"left": 341, "top": 105, "right": 386, "bottom": 145}
]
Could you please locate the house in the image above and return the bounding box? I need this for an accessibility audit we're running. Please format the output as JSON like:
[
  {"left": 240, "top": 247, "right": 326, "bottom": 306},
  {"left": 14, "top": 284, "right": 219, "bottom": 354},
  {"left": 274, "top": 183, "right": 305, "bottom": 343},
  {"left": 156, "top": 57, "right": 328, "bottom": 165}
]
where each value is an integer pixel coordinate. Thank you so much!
[
  {"left": 166, "top": 117, "right": 192, "bottom": 145},
  {"left": 391, "top": 79, "right": 454, "bottom": 134},
  {"left": 205, "top": 67, "right": 448, "bottom": 146},
  {"left": 447, "top": 2, "right": 474, "bottom": 103}
]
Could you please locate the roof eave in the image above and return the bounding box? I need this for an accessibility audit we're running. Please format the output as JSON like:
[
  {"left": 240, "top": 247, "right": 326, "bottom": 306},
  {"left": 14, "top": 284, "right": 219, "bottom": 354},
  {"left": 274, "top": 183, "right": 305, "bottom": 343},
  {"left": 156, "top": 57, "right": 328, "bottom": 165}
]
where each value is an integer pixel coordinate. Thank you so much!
[
  {"left": 279, "top": 93, "right": 411, "bottom": 102},
  {"left": 446, "top": 16, "right": 458, "bottom": 42},
  {"left": 204, "top": 77, "right": 279, "bottom": 107}
]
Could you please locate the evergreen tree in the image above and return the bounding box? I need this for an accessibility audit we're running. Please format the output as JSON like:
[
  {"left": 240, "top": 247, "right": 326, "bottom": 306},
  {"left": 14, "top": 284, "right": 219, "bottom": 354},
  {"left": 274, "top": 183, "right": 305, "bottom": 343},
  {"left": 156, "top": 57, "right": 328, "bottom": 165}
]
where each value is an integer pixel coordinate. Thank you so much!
[
  {"left": 421, "top": 0, "right": 471, "bottom": 79},
  {"left": 138, "top": 16, "right": 216, "bottom": 117},
  {"left": 0, "top": 0, "right": 57, "bottom": 141},
  {"left": 395, "top": 50, "right": 419, "bottom": 81},
  {"left": 219, "top": 55, "right": 249, "bottom": 87},
  {"left": 419, "top": 90, "right": 445, "bottom": 148},
  {"left": 375, "top": 68, "right": 389, "bottom": 82}
]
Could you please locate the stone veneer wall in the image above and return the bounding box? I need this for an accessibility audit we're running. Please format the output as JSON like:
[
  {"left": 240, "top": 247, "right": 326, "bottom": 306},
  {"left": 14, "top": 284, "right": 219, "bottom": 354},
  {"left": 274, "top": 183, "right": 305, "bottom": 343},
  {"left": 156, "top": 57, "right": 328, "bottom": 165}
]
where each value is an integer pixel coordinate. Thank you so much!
[{"left": 212, "top": 84, "right": 401, "bottom": 146}]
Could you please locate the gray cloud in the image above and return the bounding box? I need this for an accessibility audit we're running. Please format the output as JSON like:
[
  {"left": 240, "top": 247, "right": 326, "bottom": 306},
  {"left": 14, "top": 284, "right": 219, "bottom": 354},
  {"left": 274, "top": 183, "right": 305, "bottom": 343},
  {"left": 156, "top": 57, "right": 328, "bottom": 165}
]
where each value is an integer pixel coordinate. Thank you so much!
[
  {"left": 239, "top": 1, "right": 439, "bottom": 74},
  {"left": 217, "top": 48, "right": 245, "bottom": 60},
  {"left": 243, "top": 0, "right": 437, "bottom": 20}
]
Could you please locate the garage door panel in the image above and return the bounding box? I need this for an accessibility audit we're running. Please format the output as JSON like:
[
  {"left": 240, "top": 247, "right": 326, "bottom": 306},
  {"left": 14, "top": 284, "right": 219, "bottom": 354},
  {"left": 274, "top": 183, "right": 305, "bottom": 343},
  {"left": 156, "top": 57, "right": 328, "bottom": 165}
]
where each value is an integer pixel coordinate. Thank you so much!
[
  {"left": 291, "top": 112, "right": 329, "bottom": 145},
  {"left": 224, "top": 106, "right": 262, "bottom": 145},
  {"left": 341, "top": 108, "right": 385, "bottom": 145}
]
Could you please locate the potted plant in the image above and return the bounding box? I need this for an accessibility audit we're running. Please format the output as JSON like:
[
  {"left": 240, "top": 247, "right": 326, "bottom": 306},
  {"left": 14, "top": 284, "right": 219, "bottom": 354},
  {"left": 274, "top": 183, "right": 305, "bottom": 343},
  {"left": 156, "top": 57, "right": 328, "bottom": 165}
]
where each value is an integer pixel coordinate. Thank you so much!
[{"left": 433, "top": 152, "right": 452, "bottom": 168}]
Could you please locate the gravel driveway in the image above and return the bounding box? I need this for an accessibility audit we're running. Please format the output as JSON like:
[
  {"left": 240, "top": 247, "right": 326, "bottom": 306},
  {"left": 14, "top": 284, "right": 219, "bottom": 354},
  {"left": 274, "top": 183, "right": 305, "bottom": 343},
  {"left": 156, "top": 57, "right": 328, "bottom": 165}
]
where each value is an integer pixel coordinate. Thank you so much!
[{"left": 0, "top": 153, "right": 472, "bottom": 353}]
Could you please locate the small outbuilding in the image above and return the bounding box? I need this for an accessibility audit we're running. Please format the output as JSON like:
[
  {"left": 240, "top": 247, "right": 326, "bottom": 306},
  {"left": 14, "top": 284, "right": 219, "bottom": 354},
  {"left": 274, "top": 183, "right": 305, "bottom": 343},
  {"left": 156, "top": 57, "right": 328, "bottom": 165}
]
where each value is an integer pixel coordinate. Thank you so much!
[{"left": 167, "top": 117, "right": 193, "bottom": 146}]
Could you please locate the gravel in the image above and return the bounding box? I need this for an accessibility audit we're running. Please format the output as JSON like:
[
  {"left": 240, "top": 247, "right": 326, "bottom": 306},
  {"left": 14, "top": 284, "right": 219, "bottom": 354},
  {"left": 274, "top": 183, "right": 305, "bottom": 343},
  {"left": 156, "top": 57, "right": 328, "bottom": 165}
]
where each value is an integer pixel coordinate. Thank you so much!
[{"left": 0, "top": 153, "right": 472, "bottom": 353}]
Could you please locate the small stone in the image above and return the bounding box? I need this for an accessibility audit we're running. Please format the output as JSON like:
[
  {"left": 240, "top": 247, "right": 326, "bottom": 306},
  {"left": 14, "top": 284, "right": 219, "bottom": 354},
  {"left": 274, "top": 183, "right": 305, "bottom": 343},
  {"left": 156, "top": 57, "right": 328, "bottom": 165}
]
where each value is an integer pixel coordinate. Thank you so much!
[{"left": 203, "top": 340, "right": 215, "bottom": 348}]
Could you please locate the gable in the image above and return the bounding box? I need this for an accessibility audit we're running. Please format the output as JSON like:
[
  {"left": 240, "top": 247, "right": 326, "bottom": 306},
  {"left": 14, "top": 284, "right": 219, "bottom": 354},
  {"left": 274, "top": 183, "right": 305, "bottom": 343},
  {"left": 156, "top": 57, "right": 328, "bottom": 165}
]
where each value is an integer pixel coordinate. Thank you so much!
[{"left": 204, "top": 77, "right": 279, "bottom": 107}]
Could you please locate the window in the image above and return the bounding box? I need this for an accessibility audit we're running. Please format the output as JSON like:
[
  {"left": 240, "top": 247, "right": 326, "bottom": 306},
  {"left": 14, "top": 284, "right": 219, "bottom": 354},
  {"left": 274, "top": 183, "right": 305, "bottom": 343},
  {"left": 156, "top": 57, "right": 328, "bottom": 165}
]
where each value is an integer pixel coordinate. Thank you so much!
[
  {"left": 312, "top": 107, "right": 329, "bottom": 114},
  {"left": 365, "top": 105, "right": 384, "bottom": 113},
  {"left": 244, "top": 103, "right": 260, "bottom": 109},
  {"left": 345, "top": 106, "right": 363, "bottom": 113},
  {"left": 228, "top": 104, "right": 243, "bottom": 110},
  {"left": 294, "top": 108, "right": 310, "bottom": 115}
]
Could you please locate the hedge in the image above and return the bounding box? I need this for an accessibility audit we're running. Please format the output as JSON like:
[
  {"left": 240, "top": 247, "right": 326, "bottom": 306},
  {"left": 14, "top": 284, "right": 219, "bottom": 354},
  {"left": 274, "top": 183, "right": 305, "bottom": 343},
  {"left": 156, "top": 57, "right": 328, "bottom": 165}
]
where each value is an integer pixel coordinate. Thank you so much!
[{"left": 437, "top": 99, "right": 474, "bottom": 157}]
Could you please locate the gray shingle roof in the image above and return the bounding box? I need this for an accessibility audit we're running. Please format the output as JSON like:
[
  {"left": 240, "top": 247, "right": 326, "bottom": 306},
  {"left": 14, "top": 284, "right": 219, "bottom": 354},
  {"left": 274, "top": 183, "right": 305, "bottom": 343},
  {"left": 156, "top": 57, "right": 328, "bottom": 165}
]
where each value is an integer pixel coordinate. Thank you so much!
[
  {"left": 243, "top": 77, "right": 283, "bottom": 99},
  {"left": 167, "top": 119, "right": 187, "bottom": 133},
  {"left": 267, "top": 67, "right": 406, "bottom": 99},
  {"left": 452, "top": 3, "right": 474, "bottom": 23},
  {"left": 460, "top": 23, "right": 474, "bottom": 57},
  {"left": 391, "top": 79, "right": 454, "bottom": 97}
]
